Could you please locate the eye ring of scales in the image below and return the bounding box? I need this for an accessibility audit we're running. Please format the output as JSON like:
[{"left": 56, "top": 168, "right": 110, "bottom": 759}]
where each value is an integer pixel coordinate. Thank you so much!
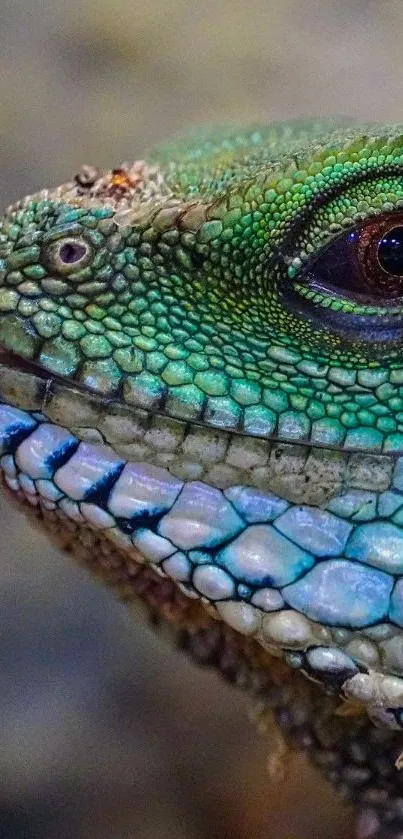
[{"left": 6, "top": 122, "right": 403, "bottom": 838}]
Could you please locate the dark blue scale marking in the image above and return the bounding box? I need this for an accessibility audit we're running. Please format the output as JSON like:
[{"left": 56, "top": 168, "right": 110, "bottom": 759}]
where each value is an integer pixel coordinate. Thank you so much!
[
  {"left": 1, "top": 418, "right": 38, "bottom": 453},
  {"left": 45, "top": 437, "right": 80, "bottom": 474},
  {"left": 83, "top": 461, "right": 125, "bottom": 506}
]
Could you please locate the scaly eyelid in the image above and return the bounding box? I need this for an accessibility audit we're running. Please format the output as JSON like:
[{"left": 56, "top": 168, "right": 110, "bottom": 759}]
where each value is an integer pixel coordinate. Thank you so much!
[
  {"left": 280, "top": 173, "right": 403, "bottom": 282},
  {"left": 293, "top": 278, "right": 403, "bottom": 317}
]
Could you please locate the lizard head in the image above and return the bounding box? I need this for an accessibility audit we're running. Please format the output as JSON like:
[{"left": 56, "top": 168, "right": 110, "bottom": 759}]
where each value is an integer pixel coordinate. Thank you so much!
[
  {"left": 2, "top": 122, "right": 403, "bottom": 453},
  {"left": 4, "top": 123, "right": 403, "bottom": 733}
]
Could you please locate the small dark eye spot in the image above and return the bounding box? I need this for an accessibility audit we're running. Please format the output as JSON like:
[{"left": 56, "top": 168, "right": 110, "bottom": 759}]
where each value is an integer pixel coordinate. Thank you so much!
[
  {"left": 59, "top": 241, "right": 87, "bottom": 264},
  {"left": 45, "top": 236, "right": 93, "bottom": 275}
]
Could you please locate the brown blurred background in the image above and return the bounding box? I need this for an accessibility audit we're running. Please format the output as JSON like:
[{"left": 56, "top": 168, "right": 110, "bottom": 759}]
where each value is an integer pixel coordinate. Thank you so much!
[{"left": 1, "top": 1, "right": 402, "bottom": 836}]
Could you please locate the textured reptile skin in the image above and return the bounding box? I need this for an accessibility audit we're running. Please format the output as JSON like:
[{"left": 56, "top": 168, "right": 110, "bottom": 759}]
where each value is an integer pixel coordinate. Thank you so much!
[{"left": 3, "top": 120, "right": 403, "bottom": 835}]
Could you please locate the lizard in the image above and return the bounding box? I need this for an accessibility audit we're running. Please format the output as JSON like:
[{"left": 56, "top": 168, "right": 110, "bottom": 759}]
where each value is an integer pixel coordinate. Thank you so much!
[{"left": 3, "top": 119, "right": 403, "bottom": 836}]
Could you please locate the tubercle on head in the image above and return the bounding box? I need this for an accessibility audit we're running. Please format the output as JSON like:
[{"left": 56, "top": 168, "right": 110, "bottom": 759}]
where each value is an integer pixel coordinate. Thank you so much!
[{"left": 4, "top": 158, "right": 172, "bottom": 218}]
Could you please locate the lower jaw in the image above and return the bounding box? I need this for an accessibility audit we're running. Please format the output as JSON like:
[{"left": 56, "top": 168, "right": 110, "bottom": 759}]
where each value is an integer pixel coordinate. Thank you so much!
[{"left": 1, "top": 397, "right": 403, "bottom": 731}]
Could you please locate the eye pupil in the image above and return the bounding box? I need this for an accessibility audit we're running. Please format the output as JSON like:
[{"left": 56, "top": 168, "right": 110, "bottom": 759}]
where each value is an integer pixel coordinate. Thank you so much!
[
  {"left": 377, "top": 226, "right": 403, "bottom": 276},
  {"left": 59, "top": 242, "right": 87, "bottom": 264}
]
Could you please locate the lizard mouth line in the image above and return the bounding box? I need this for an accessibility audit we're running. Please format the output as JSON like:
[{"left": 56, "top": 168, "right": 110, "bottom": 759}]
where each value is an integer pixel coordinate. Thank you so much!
[
  {"left": 0, "top": 348, "right": 51, "bottom": 379},
  {"left": 0, "top": 347, "right": 402, "bottom": 459}
]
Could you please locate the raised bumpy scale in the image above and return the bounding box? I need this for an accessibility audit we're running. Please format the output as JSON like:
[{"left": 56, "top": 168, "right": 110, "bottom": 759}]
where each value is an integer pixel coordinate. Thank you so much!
[{"left": 5, "top": 120, "right": 403, "bottom": 836}]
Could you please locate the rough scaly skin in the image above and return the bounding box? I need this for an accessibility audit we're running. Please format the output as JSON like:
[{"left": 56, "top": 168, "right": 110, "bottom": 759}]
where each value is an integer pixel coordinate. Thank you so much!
[{"left": 4, "top": 120, "right": 403, "bottom": 835}]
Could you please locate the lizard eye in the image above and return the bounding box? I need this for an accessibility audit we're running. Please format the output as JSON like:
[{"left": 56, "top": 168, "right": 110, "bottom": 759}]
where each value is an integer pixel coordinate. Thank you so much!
[
  {"left": 286, "top": 212, "right": 403, "bottom": 340},
  {"left": 287, "top": 210, "right": 403, "bottom": 337},
  {"left": 45, "top": 236, "right": 93, "bottom": 274},
  {"left": 297, "top": 213, "right": 403, "bottom": 303}
]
